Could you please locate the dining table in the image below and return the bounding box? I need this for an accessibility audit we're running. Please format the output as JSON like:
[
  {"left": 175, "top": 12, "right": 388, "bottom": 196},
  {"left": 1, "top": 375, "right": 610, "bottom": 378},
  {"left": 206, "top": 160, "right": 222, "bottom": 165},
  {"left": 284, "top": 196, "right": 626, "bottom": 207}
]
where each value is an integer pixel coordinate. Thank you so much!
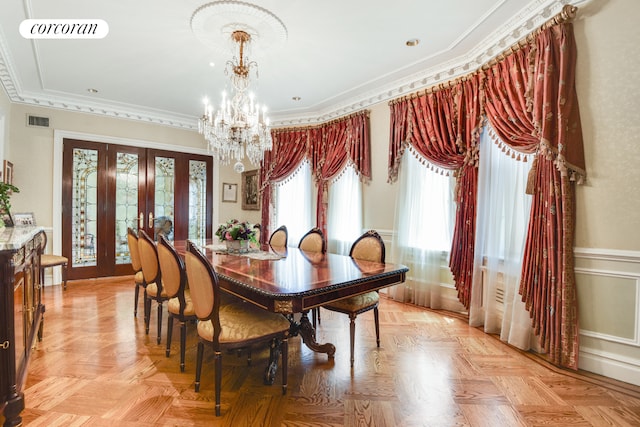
[{"left": 174, "top": 239, "right": 409, "bottom": 383}]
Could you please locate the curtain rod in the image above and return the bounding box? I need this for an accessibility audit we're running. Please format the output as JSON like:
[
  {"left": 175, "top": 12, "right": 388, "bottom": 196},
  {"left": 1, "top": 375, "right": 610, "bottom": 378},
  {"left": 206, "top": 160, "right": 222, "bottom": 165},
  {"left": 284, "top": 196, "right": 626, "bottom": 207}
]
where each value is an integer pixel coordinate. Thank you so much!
[
  {"left": 271, "top": 110, "right": 370, "bottom": 133},
  {"left": 389, "top": 4, "right": 578, "bottom": 105}
]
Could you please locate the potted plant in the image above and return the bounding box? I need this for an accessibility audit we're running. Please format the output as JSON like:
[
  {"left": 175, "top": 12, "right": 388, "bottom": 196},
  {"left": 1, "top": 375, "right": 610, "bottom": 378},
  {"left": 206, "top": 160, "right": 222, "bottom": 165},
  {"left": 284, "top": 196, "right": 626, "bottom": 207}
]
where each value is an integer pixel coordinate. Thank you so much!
[
  {"left": 0, "top": 181, "right": 19, "bottom": 227},
  {"left": 215, "top": 219, "right": 257, "bottom": 253}
]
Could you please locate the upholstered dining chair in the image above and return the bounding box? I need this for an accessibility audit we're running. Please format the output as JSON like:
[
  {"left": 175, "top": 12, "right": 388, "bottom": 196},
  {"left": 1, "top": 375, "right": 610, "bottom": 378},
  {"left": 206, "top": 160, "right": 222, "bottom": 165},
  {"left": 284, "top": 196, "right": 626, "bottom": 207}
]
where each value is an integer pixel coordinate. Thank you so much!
[
  {"left": 157, "top": 235, "right": 196, "bottom": 372},
  {"left": 268, "top": 224, "right": 288, "bottom": 248},
  {"left": 184, "top": 240, "right": 290, "bottom": 417},
  {"left": 39, "top": 232, "right": 69, "bottom": 290},
  {"left": 138, "top": 229, "right": 169, "bottom": 345},
  {"left": 298, "top": 227, "right": 326, "bottom": 253},
  {"left": 298, "top": 227, "right": 326, "bottom": 327},
  {"left": 321, "top": 230, "right": 385, "bottom": 367},
  {"left": 127, "top": 228, "right": 146, "bottom": 319}
]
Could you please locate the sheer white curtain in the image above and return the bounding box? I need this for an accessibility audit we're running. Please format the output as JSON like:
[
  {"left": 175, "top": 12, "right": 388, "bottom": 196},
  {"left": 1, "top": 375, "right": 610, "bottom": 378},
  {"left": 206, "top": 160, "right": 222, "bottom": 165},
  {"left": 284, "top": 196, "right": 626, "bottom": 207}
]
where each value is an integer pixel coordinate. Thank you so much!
[
  {"left": 469, "top": 125, "right": 535, "bottom": 350},
  {"left": 389, "top": 150, "right": 456, "bottom": 308},
  {"left": 327, "top": 165, "right": 363, "bottom": 255},
  {"left": 274, "top": 159, "right": 314, "bottom": 246}
]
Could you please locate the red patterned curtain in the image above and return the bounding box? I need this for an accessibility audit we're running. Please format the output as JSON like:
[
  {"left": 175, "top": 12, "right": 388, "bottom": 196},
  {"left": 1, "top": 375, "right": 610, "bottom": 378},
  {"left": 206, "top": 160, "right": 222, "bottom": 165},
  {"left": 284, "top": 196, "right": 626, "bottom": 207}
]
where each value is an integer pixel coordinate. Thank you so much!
[
  {"left": 484, "top": 22, "right": 585, "bottom": 369},
  {"left": 314, "top": 112, "right": 371, "bottom": 238},
  {"left": 260, "top": 112, "right": 370, "bottom": 244},
  {"left": 259, "top": 128, "right": 313, "bottom": 243},
  {"left": 389, "top": 81, "right": 482, "bottom": 308},
  {"left": 388, "top": 8, "right": 584, "bottom": 369}
]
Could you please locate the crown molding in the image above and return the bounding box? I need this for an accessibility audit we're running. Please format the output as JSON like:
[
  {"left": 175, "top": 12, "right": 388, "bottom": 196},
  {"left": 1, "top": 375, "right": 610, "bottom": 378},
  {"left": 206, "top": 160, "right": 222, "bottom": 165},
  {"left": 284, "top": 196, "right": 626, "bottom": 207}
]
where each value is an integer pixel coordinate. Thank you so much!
[
  {"left": 272, "top": 0, "right": 589, "bottom": 126},
  {"left": 0, "top": 0, "right": 589, "bottom": 130}
]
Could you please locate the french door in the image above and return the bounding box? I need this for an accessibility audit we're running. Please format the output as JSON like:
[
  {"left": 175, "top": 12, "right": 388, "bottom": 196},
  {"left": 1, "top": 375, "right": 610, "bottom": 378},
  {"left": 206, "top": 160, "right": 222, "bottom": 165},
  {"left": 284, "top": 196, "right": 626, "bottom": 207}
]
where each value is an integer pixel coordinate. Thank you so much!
[{"left": 62, "top": 138, "right": 213, "bottom": 280}]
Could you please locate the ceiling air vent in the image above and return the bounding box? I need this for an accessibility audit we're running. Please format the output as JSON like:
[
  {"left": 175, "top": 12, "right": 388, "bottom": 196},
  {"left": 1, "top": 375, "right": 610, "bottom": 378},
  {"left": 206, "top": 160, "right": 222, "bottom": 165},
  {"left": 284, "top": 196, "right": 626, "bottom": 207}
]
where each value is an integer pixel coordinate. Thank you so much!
[{"left": 27, "top": 115, "right": 50, "bottom": 128}]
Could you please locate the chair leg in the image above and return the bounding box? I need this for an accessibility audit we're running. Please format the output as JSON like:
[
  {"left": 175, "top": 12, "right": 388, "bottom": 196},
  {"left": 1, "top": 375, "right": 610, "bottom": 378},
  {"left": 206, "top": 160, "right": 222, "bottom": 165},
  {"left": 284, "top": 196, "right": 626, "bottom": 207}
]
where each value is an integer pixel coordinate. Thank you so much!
[
  {"left": 62, "top": 262, "right": 68, "bottom": 290},
  {"left": 215, "top": 350, "right": 222, "bottom": 417},
  {"left": 134, "top": 285, "right": 140, "bottom": 317},
  {"left": 281, "top": 338, "right": 288, "bottom": 395},
  {"left": 180, "top": 321, "right": 187, "bottom": 372},
  {"left": 349, "top": 313, "right": 357, "bottom": 368},
  {"left": 374, "top": 307, "right": 380, "bottom": 348},
  {"left": 144, "top": 297, "right": 151, "bottom": 335},
  {"left": 195, "top": 341, "right": 204, "bottom": 392},
  {"left": 143, "top": 289, "right": 148, "bottom": 325},
  {"left": 156, "top": 302, "right": 163, "bottom": 345},
  {"left": 166, "top": 316, "right": 174, "bottom": 357}
]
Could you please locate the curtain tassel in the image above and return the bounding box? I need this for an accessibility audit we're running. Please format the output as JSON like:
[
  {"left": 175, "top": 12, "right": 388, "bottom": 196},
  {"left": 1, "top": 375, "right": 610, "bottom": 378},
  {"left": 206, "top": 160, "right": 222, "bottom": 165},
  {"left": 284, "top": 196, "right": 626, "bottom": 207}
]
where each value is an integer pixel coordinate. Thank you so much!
[{"left": 525, "top": 155, "right": 538, "bottom": 195}]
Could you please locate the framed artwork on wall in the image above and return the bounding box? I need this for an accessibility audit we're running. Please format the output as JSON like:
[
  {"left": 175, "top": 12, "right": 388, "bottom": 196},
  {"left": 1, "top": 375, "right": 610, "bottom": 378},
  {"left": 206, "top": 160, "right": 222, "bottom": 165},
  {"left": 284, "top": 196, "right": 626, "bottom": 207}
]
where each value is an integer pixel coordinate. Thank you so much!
[
  {"left": 3, "top": 160, "right": 13, "bottom": 185},
  {"left": 222, "top": 183, "right": 237, "bottom": 203},
  {"left": 242, "top": 169, "right": 259, "bottom": 210}
]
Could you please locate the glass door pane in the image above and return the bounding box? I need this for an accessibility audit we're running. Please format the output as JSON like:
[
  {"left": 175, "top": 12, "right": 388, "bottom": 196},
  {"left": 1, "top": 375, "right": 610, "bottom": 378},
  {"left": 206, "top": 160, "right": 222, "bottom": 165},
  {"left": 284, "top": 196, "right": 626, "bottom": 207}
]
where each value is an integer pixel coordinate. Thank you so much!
[
  {"left": 189, "top": 159, "right": 207, "bottom": 240},
  {"left": 115, "top": 152, "right": 140, "bottom": 264},
  {"left": 71, "top": 148, "right": 98, "bottom": 267},
  {"left": 154, "top": 156, "right": 175, "bottom": 241}
]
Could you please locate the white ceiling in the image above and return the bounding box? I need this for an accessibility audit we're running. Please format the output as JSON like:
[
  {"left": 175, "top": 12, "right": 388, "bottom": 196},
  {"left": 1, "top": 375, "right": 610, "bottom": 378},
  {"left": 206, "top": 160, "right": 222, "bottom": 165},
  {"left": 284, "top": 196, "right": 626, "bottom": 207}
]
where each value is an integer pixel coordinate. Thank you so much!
[{"left": 0, "top": 0, "right": 580, "bottom": 129}]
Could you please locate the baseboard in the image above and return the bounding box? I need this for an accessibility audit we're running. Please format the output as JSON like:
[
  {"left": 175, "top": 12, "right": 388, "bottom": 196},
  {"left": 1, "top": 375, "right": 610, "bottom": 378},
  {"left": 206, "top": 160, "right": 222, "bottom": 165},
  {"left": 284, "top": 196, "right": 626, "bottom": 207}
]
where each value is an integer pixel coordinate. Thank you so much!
[{"left": 579, "top": 346, "right": 640, "bottom": 387}]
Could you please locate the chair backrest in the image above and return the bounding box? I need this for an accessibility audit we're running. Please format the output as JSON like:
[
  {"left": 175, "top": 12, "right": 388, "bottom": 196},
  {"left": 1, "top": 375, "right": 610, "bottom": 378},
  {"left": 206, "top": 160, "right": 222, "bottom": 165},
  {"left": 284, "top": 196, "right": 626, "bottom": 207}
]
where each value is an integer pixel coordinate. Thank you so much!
[
  {"left": 298, "top": 227, "right": 326, "bottom": 253},
  {"left": 269, "top": 225, "right": 288, "bottom": 247},
  {"left": 138, "top": 230, "right": 161, "bottom": 288},
  {"left": 349, "top": 230, "right": 385, "bottom": 263},
  {"left": 184, "top": 241, "right": 222, "bottom": 341},
  {"left": 157, "top": 235, "right": 186, "bottom": 300},
  {"left": 39, "top": 230, "right": 49, "bottom": 254},
  {"left": 127, "top": 228, "right": 142, "bottom": 272}
]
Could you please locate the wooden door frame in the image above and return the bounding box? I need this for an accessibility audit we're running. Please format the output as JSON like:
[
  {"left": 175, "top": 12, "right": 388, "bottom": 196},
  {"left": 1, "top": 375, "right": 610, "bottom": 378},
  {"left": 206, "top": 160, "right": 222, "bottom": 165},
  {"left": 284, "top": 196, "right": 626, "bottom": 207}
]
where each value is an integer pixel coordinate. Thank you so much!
[{"left": 53, "top": 130, "right": 219, "bottom": 283}]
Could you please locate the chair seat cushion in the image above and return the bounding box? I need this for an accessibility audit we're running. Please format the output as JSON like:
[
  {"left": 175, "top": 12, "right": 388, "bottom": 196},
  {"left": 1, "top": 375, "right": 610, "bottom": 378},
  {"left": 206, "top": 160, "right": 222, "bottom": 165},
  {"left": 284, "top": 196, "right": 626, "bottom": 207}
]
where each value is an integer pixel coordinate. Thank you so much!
[
  {"left": 197, "top": 302, "right": 290, "bottom": 344},
  {"left": 41, "top": 254, "right": 68, "bottom": 268},
  {"left": 324, "top": 291, "right": 379, "bottom": 313},
  {"left": 146, "top": 282, "right": 169, "bottom": 298},
  {"left": 168, "top": 289, "right": 195, "bottom": 316},
  {"left": 135, "top": 271, "right": 145, "bottom": 286}
]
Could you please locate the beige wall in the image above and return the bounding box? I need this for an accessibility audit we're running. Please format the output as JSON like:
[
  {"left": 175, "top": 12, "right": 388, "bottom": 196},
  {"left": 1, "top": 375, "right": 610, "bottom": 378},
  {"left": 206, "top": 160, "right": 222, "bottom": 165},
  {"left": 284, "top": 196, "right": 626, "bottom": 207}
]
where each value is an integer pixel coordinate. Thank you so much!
[
  {"left": 217, "top": 165, "right": 261, "bottom": 227},
  {"left": 573, "top": 0, "right": 640, "bottom": 251},
  {"left": 7, "top": 103, "right": 206, "bottom": 226},
  {"left": 0, "top": 86, "right": 10, "bottom": 162},
  {"left": 1, "top": 0, "right": 639, "bottom": 383}
]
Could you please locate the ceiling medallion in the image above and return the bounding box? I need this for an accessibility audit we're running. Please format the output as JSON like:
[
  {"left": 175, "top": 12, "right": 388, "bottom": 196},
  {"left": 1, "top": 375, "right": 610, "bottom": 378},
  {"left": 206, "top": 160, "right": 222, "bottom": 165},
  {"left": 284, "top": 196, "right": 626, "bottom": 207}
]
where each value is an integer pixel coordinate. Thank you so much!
[{"left": 190, "top": 1, "right": 288, "bottom": 55}]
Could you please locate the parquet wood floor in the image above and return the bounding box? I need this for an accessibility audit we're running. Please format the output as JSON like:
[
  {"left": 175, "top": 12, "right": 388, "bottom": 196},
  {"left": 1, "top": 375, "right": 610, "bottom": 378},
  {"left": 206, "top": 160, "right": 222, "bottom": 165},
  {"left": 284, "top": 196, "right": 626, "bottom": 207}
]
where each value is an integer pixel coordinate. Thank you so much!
[{"left": 7, "top": 277, "right": 640, "bottom": 426}]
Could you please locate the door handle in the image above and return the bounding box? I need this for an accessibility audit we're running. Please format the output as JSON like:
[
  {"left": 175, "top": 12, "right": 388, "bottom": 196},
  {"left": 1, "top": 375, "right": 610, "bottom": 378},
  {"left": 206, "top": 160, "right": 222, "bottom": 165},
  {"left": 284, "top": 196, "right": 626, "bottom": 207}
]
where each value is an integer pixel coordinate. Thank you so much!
[
  {"left": 139, "top": 212, "right": 144, "bottom": 229},
  {"left": 148, "top": 212, "right": 154, "bottom": 229}
]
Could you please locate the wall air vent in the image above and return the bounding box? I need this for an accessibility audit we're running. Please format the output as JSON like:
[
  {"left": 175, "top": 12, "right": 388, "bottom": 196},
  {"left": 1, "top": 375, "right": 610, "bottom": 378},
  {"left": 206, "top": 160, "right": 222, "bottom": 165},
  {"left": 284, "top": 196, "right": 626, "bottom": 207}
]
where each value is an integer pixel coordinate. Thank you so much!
[{"left": 27, "top": 115, "right": 50, "bottom": 128}]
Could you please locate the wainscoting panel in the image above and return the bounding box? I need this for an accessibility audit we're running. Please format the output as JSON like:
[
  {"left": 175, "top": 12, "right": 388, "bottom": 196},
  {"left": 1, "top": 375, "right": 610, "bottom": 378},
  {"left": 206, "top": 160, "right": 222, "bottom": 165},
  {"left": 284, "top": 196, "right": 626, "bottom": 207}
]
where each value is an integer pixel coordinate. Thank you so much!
[{"left": 574, "top": 247, "right": 640, "bottom": 386}]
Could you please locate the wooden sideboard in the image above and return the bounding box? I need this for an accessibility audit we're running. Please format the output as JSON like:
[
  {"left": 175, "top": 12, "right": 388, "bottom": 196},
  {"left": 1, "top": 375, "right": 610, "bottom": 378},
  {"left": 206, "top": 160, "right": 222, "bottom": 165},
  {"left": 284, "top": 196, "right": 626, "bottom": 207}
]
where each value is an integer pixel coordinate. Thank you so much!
[{"left": 0, "top": 226, "right": 45, "bottom": 427}]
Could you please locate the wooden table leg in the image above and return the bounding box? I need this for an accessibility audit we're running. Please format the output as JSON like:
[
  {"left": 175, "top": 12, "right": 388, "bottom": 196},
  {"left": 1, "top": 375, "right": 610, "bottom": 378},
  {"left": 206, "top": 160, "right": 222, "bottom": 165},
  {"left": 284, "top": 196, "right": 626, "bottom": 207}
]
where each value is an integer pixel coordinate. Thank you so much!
[
  {"left": 294, "top": 312, "right": 336, "bottom": 357},
  {"left": 263, "top": 311, "right": 335, "bottom": 385}
]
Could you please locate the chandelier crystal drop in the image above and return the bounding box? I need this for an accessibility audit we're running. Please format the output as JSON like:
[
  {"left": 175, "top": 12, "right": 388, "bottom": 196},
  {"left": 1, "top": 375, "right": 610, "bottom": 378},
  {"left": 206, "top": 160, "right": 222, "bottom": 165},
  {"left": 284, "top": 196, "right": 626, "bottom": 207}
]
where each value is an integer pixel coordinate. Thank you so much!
[{"left": 198, "top": 30, "right": 272, "bottom": 166}]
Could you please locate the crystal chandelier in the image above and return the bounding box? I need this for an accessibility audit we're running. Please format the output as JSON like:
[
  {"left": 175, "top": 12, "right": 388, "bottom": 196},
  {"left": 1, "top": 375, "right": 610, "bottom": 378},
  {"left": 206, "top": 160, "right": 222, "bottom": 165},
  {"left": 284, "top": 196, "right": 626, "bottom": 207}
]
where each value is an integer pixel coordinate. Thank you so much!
[{"left": 198, "top": 30, "right": 272, "bottom": 166}]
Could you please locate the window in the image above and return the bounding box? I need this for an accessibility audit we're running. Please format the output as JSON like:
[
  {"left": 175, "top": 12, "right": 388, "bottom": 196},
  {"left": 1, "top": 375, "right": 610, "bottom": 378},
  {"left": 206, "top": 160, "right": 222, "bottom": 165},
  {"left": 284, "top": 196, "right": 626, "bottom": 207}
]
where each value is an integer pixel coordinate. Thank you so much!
[
  {"left": 389, "top": 150, "right": 457, "bottom": 308},
  {"left": 327, "top": 165, "right": 362, "bottom": 255},
  {"left": 395, "top": 151, "right": 456, "bottom": 252},
  {"left": 274, "top": 160, "right": 314, "bottom": 246}
]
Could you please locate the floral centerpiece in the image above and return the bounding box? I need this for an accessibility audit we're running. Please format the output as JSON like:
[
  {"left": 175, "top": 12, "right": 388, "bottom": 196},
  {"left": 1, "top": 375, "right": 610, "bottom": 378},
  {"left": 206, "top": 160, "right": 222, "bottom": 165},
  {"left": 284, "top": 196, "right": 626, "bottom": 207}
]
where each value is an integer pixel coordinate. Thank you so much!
[{"left": 215, "top": 219, "right": 257, "bottom": 253}]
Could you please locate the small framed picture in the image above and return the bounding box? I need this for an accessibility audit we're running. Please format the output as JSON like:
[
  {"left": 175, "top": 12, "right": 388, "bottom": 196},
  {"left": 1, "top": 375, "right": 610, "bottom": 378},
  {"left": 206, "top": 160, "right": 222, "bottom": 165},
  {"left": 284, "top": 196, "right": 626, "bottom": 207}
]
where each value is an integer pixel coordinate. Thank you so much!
[
  {"left": 222, "top": 183, "right": 237, "bottom": 203},
  {"left": 242, "top": 169, "right": 259, "bottom": 210},
  {"left": 13, "top": 212, "right": 36, "bottom": 226},
  {"left": 3, "top": 160, "right": 13, "bottom": 185}
]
